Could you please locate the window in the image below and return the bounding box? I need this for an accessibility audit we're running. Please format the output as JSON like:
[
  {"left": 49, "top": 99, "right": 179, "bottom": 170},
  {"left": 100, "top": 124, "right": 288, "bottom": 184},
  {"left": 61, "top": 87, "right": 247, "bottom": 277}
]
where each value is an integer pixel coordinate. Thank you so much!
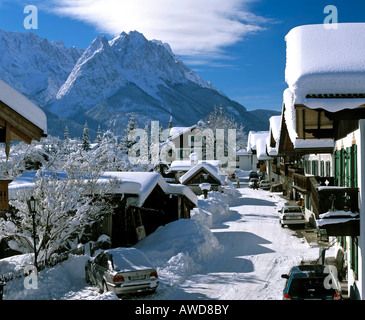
[
  {"left": 312, "top": 160, "right": 319, "bottom": 176},
  {"left": 325, "top": 161, "right": 331, "bottom": 177},
  {"left": 334, "top": 145, "right": 357, "bottom": 187},
  {"left": 305, "top": 160, "right": 311, "bottom": 175},
  {"left": 320, "top": 160, "right": 324, "bottom": 177}
]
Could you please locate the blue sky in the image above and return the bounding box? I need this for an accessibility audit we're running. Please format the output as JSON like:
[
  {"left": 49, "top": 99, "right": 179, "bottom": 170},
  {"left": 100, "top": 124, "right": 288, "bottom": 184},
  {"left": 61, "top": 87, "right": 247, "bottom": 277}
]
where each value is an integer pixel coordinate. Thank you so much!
[{"left": 0, "top": 0, "right": 365, "bottom": 112}]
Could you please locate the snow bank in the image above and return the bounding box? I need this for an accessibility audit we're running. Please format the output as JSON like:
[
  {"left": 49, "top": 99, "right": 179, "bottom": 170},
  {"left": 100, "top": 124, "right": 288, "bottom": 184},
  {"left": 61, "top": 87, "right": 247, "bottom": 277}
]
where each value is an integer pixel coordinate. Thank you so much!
[
  {"left": 135, "top": 219, "right": 223, "bottom": 286},
  {"left": 2, "top": 254, "right": 119, "bottom": 300}
]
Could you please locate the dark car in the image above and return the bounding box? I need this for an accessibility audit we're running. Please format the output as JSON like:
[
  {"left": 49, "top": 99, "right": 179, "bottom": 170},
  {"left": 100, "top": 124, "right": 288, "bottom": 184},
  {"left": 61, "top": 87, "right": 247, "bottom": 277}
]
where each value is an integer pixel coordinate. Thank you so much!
[
  {"left": 85, "top": 247, "right": 159, "bottom": 295},
  {"left": 249, "top": 171, "right": 259, "bottom": 179},
  {"left": 281, "top": 265, "right": 342, "bottom": 300}
]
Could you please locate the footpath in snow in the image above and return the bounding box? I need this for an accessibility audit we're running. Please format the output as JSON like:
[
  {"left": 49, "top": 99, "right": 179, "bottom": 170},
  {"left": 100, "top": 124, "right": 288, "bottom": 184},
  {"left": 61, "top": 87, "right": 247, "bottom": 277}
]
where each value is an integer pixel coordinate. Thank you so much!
[{"left": 1, "top": 171, "right": 327, "bottom": 300}]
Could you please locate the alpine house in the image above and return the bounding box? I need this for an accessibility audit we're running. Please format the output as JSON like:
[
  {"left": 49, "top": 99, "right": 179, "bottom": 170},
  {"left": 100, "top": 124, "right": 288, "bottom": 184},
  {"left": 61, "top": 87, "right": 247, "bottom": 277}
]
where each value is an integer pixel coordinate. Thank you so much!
[{"left": 279, "top": 23, "right": 365, "bottom": 300}]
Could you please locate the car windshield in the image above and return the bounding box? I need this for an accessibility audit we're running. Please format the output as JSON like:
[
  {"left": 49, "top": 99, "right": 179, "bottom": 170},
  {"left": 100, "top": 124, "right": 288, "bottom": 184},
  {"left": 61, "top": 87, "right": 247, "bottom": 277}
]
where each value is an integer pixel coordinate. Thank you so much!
[
  {"left": 110, "top": 248, "right": 154, "bottom": 272},
  {"left": 288, "top": 277, "right": 335, "bottom": 296},
  {"left": 284, "top": 207, "right": 302, "bottom": 213}
]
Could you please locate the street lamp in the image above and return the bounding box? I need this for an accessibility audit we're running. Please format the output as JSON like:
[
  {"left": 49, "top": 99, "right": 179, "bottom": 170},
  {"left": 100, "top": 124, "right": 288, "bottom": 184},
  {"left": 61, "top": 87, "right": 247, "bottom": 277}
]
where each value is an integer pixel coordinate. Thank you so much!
[{"left": 27, "top": 196, "right": 38, "bottom": 270}]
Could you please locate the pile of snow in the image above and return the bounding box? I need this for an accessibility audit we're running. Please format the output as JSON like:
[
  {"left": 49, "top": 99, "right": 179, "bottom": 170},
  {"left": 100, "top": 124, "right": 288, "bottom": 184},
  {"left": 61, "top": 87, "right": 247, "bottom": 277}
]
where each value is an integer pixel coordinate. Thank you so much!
[
  {"left": 135, "top": 219, "right": 223, "bottom": 287},
  {"left": 1, "top": 218, "right": 224, "bottom": 300},
  {"left": 2, "top": 254, "right": 119, "bottom": 300}
]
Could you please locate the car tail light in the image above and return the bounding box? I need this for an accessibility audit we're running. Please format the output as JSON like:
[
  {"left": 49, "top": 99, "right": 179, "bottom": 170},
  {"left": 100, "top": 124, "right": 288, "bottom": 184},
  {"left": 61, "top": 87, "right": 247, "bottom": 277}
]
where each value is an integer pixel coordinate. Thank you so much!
[
  {"left": 333, "top": 291, "right": 341, "bottom": 300},
  {"left": 150, "top": 271, "right": 158, "bottom": 279},
  {"left": 113, "top": 274, "right": 125, "bottom": 283},
  {"left": 301, "top": 215, "right": 305, "bottom": 220},
  {"left": 283, "top": 293, "right": 291, "bottom": 300},
  {"left": 282, "top": 216, "right": 286, "bottom": 220}
]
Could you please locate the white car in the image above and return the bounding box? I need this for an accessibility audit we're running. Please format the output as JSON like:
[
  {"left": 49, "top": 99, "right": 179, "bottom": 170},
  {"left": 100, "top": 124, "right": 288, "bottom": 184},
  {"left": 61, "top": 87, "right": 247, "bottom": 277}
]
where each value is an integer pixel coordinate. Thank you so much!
[
  {"left": 85, "top": 247, "right": 159, "bottom": 295},
  {"left": 249, "top": 178, "right": 259, "bottom": 189},
  {"left": 259, "top": 180, "right": 271, "bottom": 190},
  {"left": 279, "top": 206, "right": 305, "bottom": 227}
]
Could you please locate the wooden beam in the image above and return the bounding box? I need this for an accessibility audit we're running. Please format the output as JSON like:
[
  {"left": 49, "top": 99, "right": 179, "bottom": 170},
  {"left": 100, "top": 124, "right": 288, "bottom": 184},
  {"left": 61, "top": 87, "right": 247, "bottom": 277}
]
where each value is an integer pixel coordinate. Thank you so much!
[
  {"left": 5, "top": 121, "right": 10, "bottom": 158},
  {"left": 0, "top": 100, "right": 45, "bottom": 142}
]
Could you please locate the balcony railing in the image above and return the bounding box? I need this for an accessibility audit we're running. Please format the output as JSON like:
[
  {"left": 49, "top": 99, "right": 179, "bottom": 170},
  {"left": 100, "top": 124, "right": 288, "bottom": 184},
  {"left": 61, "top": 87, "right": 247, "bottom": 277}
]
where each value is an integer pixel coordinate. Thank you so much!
[
  {"left": 310, "top": 178, "right": 359, "bottom": 236},
  {"left": 308, "top": 175, "right": 357, "bottom": 215},
  {"left": 292, "top": 173, "right": 311, "bottom": 193},
  {"left": 288, "top": 167, "right": 304, "bottom": 179}
]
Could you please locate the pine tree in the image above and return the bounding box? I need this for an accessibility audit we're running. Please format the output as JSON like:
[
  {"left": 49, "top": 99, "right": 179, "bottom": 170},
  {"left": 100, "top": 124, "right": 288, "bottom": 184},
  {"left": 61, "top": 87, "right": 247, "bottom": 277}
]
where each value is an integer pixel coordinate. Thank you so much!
[
  {"left": 124, "top": 115, "right": 138, "bottom": 149},
  {"left": 82, "top": 121, "right": 91, "bottom": 151},
  {"left": 168, "top": 116, "right": 173, "bottom": 130},
  {"left": 96, "top": 125, "right": 102, "bottom": 144},
  {"left": 64, "top": 126, "right": 69, "bottom": 141}
]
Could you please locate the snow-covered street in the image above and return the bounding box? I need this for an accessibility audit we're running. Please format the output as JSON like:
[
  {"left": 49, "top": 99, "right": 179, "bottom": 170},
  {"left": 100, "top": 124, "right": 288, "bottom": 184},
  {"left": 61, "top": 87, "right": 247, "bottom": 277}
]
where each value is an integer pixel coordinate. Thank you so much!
[
  {"left": 1, "top": 171, "right": 326, "bottom": 300},
  {"left": 146, "top": 172, "right": 322, "bottom": 300}
]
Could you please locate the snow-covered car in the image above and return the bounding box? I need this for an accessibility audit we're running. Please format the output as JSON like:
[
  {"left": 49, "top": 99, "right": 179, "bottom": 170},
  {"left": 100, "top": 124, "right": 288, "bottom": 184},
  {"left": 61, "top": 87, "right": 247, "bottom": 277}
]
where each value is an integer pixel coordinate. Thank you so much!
[
  {"left": 259, "top": 180, "right": 271, "bottom": 190},
  {"left": 249, "top": 178, "right": 259, "bottom": 189},
  {"left": 85, "top": 247, "right": 159, "bottom": 295},
  {"left": 281, "top": 265, "right": 342, "bottom": 300},
  {"left": 278, "top": 205, "right": 305, "bottom": 227}
]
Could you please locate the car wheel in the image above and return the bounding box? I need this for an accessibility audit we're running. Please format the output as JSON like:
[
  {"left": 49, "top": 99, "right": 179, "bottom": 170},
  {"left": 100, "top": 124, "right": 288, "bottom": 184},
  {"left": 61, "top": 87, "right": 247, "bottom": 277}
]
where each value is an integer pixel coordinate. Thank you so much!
[
  {"left": 100, "top": 281, "right": 108, "bottom": 294},
  {"left": 85, "top": 269, "right": 90, "bottom": 283}
]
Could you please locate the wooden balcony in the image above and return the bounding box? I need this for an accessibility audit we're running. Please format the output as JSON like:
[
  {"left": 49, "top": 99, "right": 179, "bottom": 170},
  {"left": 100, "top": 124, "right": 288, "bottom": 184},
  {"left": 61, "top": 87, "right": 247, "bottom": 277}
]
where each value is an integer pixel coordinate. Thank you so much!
[
  {"left": 311, "top": 179, "right": 359, "bottom": 236},
  {"left": 292, "top": 173, "right": 311, "bottom": 194},
  {"left": 280, "top": 162, "right": 290, "bottom": 176},
  {"left": 288, "top": 167, "right": 304, "bottom": 179},
  {"left": 271, "top": 163, "right": 280, "bottom": 175},
  {"left": 309, "top": 177, "right": 358, "bottom": 215}
]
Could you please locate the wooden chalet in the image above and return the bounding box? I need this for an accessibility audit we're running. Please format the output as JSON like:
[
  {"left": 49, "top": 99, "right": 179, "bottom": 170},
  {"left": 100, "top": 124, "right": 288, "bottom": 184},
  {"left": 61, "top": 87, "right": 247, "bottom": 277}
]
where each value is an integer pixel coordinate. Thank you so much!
[
  {"left": 8, "top": 171, "right": 198, "bottom": 247},
  {"left": 0, "top": 79, "right": 47, "bottom": 218},
  {"left": 160, "top": 123, "right": 205, "bottom": 163},
  {"left": 277, "top": 23, "right": 365, "bottom": 299},
  {"left": 178, "top": 162, "right": 225, "bottom": 195},
  {"left": 0, "top": 79, "right": 47, "bottom": 157}
]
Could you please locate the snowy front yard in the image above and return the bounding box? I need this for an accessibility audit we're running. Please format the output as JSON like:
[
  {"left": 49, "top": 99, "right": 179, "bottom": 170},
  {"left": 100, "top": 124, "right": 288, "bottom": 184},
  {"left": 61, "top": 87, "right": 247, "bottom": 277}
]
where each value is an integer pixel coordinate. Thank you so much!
[{"left": 1, "top": 171, "right": 327, "bottom": 300}]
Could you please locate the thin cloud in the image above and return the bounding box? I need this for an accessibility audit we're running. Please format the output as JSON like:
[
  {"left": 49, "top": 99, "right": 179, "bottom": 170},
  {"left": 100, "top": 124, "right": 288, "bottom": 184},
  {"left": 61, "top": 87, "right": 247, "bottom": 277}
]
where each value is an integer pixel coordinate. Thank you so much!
[{"left": 45, "top": 0, "right": 269, "bottom": 62}]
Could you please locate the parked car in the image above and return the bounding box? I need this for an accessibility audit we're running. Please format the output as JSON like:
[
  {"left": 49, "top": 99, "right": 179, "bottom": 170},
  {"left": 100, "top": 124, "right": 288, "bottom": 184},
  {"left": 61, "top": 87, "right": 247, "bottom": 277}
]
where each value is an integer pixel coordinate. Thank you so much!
[
  {"left": 85, "top": 247, "right": 159, "bottom": 295},
  {"left": 259, "top": 179, "right": 271, "bottom": 190},
  {"left": 249, "top": 178, "right": 259, "bottom": 189},
  {"left": 278, "top": 205, "right": 305, "bottom": 227},
  {"left": 281, "top": 264, "right": 342, "bottom": 300},
  {"left": 249, "top": 171, "right": 259, "bottom": 179}
]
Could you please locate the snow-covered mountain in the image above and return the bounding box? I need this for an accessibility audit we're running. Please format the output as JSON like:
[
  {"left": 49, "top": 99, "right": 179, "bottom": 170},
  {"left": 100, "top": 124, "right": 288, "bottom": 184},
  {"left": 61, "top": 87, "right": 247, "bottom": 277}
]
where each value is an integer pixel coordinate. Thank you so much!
[
  {"left": 0, "top": 29, "right": 83, "bottom": 107},
  {"left": 0, "top": 29, "right": 277, "bottom": 138}
]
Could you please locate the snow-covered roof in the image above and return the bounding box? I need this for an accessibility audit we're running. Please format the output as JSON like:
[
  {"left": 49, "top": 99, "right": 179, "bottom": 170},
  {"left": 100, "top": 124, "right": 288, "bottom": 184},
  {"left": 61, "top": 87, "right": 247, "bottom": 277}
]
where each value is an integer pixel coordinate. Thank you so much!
[
  {"left": 9, "top": 170, "right": 198, "bottom": 207},
  {"left": 167, "top": 124, "right": 203, "bottom": 141},
  {"left": 0, "top": 79, "right": 47, "bottom": 134},
  {"left": 179, "top": 162, "right": 225, "bottom": 185},
  {"left": 256, "top": 138, "right": 271, "bottom": 161},
  {"left": 285, "top": 23, "right": 365, "bottom": 103},
  {"left": 267, "top": 116, "right": 282, "bottom": 156},
  {"left": 247, "top": 131, "right": 269, "bottom": 153},
  {"left": 236, "top": 150, "right": 251, "bottom": 156},
  {"left": 170, "top": 160, "right": 220, "bottom": 172}
]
